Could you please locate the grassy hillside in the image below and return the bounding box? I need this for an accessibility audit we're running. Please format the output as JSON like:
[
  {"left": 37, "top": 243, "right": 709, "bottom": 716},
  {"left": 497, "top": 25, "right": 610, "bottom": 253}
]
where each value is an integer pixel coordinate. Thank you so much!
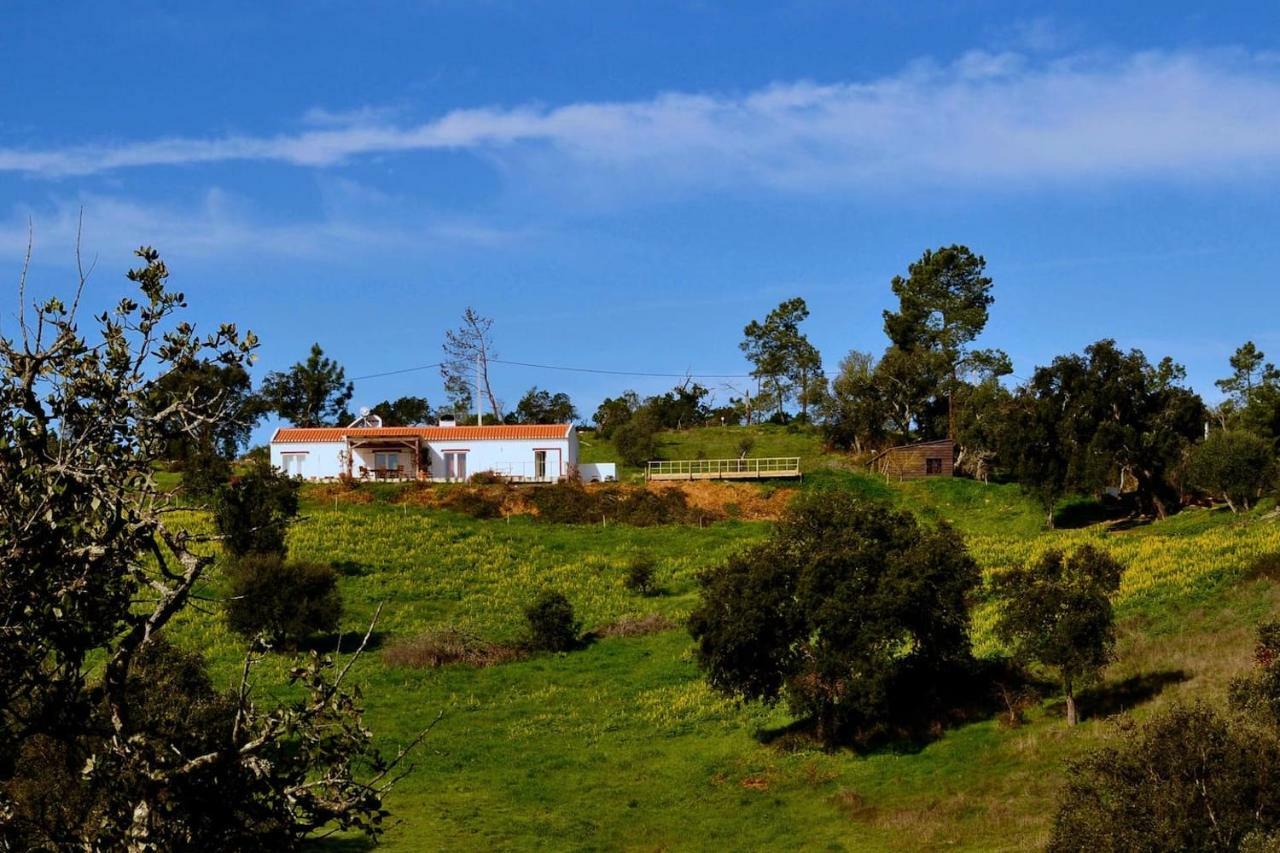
[
  {"left": 579, "top": 423, "right": 839, "bottom": 479},
  {"left": 163, "top": 457, "right": 1280, "bottom": 851}
]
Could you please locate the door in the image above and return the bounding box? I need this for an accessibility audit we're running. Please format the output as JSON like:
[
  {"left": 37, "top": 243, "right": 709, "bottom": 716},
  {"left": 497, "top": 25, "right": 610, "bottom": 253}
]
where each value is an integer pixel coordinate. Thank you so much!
[{"left": 534, "top": 450, "right": 547, "bottom": 481}]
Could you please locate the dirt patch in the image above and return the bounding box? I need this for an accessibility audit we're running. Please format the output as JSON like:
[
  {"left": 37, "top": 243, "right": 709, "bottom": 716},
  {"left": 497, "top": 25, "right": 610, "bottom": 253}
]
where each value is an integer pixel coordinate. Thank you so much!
[
  {"left": 646, "top": 480, "right": 796, "bottom": 521},
  {"left": 392, "top": 483, "right": 529, "bottom": 517},
  {"left": 594, "top": 613, "right": 677, "bottom": 638},
  {"left": 311, "top": 483, "right": 375, "bottom": 503},
  {"left": 382, "top": 627, "right": 525, "bottom": 669}
]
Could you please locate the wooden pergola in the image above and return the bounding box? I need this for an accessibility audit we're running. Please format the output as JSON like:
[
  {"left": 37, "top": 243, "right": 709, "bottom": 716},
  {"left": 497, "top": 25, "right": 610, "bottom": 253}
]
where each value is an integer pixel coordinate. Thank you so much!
[{"left": 345, "top": 434, "right": 423, "bottom": 480}]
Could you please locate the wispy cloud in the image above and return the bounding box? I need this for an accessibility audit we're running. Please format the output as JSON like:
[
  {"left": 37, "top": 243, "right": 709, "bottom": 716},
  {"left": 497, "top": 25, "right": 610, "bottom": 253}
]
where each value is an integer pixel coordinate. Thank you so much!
[
  {"left": 0, "top": 189, "right": 529, "bottom": 264},
  {"left": 4, "top": 49, "right": 1280, "bottom": 192}
]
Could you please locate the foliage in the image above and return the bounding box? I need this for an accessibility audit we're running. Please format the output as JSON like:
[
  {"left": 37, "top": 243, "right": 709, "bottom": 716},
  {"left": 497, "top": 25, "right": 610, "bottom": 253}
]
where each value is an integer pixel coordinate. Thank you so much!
[
  {"left": 624, "top": 554, "right": 659, "bottom": 595},
  {"left": 740, "top": 298, "right": 823, "bottom": 419},
  {"left": 999, "top": 339, "right": 1206, "bottom": 522},
  {"left": 1217, "top": 341, "right": 1280, "bottom": 442},
  {"left": 993, "top": 545, "right": 1124, "bottom": 725},
  {"left": 646, "top": 380, "right": 713, "bottom": 430},
  {"left": 213, "top": 455, "right": 301, "bottom": 558},
  {"left": 148, "top": 357, "right": 260, "bottom": 482},
  {"left": 0, "top": 249, "right": 404, "bottom": 848},
  {"left": 592, "top": 390, "right": 640, "bottom": 438},
  {"left": 1188, "top": 429, "right": 1276, "bottom": 513},
  {"left": 224, "top": 555, "right": 344, "bottom": 649},
  {"left": 612, "top": 409, "right": 660, "bottom": 466},
  {"left": 1048, "top": 702, "right": 1280, "bottom": 853},
  {"left": 528, "top": 481, "right": 707, "bottom": 526},
  {"left": 372, "top": 395, "right": 433, "bottom": 426},
  {"left": 688, "top": 491, "right": 979, "bottom": 747},
  {"left": 440, "top": 307, "right": 501, "bottom": 419},
  {"left": 383, "top": 626, "right": 523, "bottom": 669},
  {"left": 524, "top": 590, "right": 581, "bottom": 652},
  {"left": 259, "top": 342, "right": 354, "bottom": 427},
  {"left": 510, "top": 386, "right": 578, "bottom": 424}
]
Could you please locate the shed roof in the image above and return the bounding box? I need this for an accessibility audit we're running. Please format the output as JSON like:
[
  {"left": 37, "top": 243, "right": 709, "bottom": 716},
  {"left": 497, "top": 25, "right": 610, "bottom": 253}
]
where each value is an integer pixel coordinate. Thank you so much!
[{"left": 271, "top": 424, "right": 573, "bottom": 443}]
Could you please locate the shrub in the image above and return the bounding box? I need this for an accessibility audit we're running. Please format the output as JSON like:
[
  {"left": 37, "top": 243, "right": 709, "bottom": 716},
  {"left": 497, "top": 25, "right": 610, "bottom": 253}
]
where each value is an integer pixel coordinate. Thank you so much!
[
  {"left": 595, "top": 613, "right": 676, "bottom": 638},
  {"left": 468, "top": 470, "right": 506, "bottom": 486},
  {"left": 528, "top": 481, "right": 599, "bottom": 523},
  {"left": 213, "top": 456, "right": 300, "bottom": 558},
  {"left": 613, "top": 413, "right": 659, "bottom": 467},
  {"left": 528, "top": 482, "right": 712, "bottom": 526},
  {"left": 524, "top": 591, "right": 580, "bottom": 652},
  {"left": 1187, "top": 429, "right": 1276, "bottom": 513},
  {"left": 440, "top": 487, "right": 505, "bottom": 519},
  {"left": 224, "top": 555, "right": 343, "bottom": 649},
  {"left": 382, "top": 627, "right": 522, "bottom": 669},
  {"left": 1048, "top": 703, "right": 1280, "bottom": 852},
  {"left": 623, "top": 555, "right": 659, "bottom": 595}
]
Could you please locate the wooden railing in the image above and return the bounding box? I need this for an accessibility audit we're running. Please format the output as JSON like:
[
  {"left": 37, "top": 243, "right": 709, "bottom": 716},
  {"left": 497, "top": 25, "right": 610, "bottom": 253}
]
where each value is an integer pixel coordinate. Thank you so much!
[{"left": 645, "top": 457, "right": 802, "bottom": 480}]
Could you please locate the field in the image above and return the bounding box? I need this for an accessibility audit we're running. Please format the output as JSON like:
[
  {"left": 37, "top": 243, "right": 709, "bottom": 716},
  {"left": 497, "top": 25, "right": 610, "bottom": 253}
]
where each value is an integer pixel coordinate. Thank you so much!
[{"left": 165, "top": 428, "right": 1280, "bottom": 851}]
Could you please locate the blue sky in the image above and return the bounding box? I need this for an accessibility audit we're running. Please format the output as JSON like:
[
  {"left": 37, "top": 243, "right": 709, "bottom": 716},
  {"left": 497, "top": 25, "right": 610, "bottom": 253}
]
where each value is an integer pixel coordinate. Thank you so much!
[{"left": 4, "top": 2, "right": 1280, "bottom": 438}]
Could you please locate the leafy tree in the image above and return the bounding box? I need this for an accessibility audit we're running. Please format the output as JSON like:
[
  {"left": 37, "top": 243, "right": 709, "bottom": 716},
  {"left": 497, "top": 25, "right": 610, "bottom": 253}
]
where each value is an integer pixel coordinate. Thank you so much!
[
  {"left": 821, "top": 350, "right": 887, "bottom": 453},
  {"left": 741, "top": 298, "right": 822, "bottom": 419},
  {"left": 213, "top": 456, "right": 301, "bottom": 559},
  {"left": 371, "top": 395, "right": 432, "bottom": 426},
  {"left": 511, "top": 386, "right": 578, "bottom": 424},
  {"left": 1217, "top": 341, "right": 1280, "bottom": 442},
  {"left": 524, "top": 591, "right": 580, "bottom": 652},
  {"left": 0, "top": 249, "right": 421, "bottom": 848},
  {"left": 951, "top": 373, "right": 1012, "bottom": 481},
  {"left": 224, "top": 556, "right": 343, "bottom": 650},
  {"left": 1187, "top": 430, "right": 1275, "bottom": 513},
  {"left": 1048, "top": 702, "right": 1280, "bottom": 853},
  {"left": 260, "top": 343, "right": 354, "bottom": 427},
  {"left": 994, "top": 545, "right": 1124, "bottom": 725},
  {"left": 592, "top": 391, "right": 640, "bottom": 438},
  {"left": 999, "top": 340, "right": 1206, "bottom": 521},
  {"left": 440, "top": 307, "right": 500, "bottom": 420},
  {"left": 883, "top": 245, "right": 1003, "bottom": 439},
  {"left": 688, "top": 491, "right": 979, "bottom": 748},
  {"left": 149, "top": 358, "right": 261, "bottom": 479},
  {"left": 623, "top": 555, "right": 659, "bottom": 596},
  {"left": 612, "top": 410, "right": 660, "bottom": 467},
  {"left": 646, "top": 380, "right": 711, "bottom": 430}
]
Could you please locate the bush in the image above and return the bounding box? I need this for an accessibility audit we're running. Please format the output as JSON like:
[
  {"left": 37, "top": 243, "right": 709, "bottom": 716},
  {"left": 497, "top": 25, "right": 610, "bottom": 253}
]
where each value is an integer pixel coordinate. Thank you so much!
[
  {"left": 529, "top": 482, "right": 712, "bottom": 526},
  {"left": 213, "top": 456, "right": 300, "bottom": 558},
  {"left": 623, "top": 555, "right": 659, "bottom": 595},
  {"left": 1187, "top": 429, "right": 1276, "bottom": 513},
  {"left": 440, "top": 486, "right": 506, "bottom": 519},
  {"left": 1049, "top": 703, "right": 1280, "bottom": 852},
  {"left": 468, "top": 470, "right": 506, "bottom": 486},
  {"left": 613, "top": 413, "right": 659, "bottom": 467},
  {"left": 382, "top": 627, "right": 522, "bottom": 669},
  {"left": 524, "top": 591, "right": 580, "bottom": 652},
  {"left": 224, "top": 555, "right": 343, "bottom": 649}
]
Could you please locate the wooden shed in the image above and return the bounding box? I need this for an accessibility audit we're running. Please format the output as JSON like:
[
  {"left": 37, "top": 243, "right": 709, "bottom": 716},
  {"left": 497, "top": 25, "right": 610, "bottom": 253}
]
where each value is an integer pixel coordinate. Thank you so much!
[{"left": 868, "top": 438, "right": 955, "bottom": 480}]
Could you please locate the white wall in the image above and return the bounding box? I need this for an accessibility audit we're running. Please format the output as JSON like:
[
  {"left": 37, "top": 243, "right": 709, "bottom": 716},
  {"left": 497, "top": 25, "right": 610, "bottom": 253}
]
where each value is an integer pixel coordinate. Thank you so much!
[
  {"left": 270, "top": 440, "right": 347, "bottom": 480},
  {"left": 424, "top": 437, "right": 573, "bottom": 482}
]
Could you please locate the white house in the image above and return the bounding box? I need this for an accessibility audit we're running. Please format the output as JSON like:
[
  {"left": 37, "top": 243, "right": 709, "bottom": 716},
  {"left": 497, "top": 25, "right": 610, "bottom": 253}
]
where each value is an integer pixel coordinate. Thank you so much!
[{"left": 270, "top": 418, "right": 614, "bottom": 483}]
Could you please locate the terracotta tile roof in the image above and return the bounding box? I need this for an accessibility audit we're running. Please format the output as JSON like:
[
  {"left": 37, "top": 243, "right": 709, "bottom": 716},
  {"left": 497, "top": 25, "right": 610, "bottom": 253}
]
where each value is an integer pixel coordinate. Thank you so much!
[{"left": 271, "top": 424, "right": 573, "bottom": 443}]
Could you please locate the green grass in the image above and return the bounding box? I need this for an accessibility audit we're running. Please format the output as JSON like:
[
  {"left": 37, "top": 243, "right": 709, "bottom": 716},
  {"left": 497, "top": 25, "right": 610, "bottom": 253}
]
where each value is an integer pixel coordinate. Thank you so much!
[
  {"left": 579, "top": 423, "right": 838, "bottom": 479},
  {"left": 161, "top": 436, "right": 1280, "bottom": 851}
]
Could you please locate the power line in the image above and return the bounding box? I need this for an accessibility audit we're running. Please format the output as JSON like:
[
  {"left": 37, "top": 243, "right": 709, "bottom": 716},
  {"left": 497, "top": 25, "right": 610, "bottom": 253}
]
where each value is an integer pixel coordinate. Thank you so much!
[
  {"left": 349, "top": 358, "right": 756, "bottom": 383},
  {"left": 490, "top": 358, "right": 755, "bottom": 380}
]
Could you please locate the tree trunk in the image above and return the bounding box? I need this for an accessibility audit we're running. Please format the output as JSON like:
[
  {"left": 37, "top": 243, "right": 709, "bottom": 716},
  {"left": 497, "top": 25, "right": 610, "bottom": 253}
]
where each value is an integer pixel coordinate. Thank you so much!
[
  {"left": 948, "top": 363, "right": 957, "bottom": 440},
  {"left": 1064, "top": 679, "right": 1078, "bottom": 726},
  {"left": 816, "top": 701, "right": 838, "bottom": 751}
]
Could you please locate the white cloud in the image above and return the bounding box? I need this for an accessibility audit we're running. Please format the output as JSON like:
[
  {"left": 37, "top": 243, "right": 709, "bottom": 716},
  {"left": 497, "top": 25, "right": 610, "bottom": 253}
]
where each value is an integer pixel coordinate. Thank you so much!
[
  {"left": 0, "top": 190, "right": 528, "bottom": 264},
  {"left": 4, "top": 49, "right": 1280, "bottom": 194}
]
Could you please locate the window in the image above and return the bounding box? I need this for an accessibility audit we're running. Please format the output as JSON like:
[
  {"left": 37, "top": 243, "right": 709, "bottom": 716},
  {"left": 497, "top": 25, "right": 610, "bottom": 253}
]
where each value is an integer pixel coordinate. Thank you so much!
[
  {"left": 281, "top": 453, "right": 306, "bottom": 477},
  {"left": 925, "top": 457, "right": 943, "bottom": 475},
  {"left": 374, "top": 452, "right": 400, "bottom": 471},
  {"left": 444, "top": 451, "right": 467, "bottom": 482}
]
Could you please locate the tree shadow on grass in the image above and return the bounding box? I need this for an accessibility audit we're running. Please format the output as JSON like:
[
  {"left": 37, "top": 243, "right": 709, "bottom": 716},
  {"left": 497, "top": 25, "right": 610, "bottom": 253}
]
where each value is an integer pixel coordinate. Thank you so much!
[
  {"left": 331, "top": 560, "right": 374, "bottom": 577},
  {"left": 302, "top": 630, "right": 388, "bottom": 655},
  {"left": 754, "top": 658, "right": 1050, "bottom": 756},
  {"left": 1058, "top": 669, "right": 1190, "bottom": 721},
  {"left": 303, "top": 836, "right": 376, "bottom": 852}
]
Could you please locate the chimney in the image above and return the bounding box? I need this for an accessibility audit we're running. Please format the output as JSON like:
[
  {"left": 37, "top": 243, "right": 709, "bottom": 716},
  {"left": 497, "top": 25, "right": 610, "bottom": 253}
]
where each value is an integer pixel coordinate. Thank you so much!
[{"left": 438, "top": 413, "right": 457, "bottom": 429}]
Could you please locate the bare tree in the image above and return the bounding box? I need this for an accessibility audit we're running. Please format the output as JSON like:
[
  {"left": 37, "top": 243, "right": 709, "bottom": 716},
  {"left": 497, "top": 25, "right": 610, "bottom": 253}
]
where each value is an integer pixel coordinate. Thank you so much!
[
  {"left": 441, "top": 308, "right": 501, "bottom": 421},
  {"left": 0, "top": 247, "right": 431, "bottom": 849}
]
